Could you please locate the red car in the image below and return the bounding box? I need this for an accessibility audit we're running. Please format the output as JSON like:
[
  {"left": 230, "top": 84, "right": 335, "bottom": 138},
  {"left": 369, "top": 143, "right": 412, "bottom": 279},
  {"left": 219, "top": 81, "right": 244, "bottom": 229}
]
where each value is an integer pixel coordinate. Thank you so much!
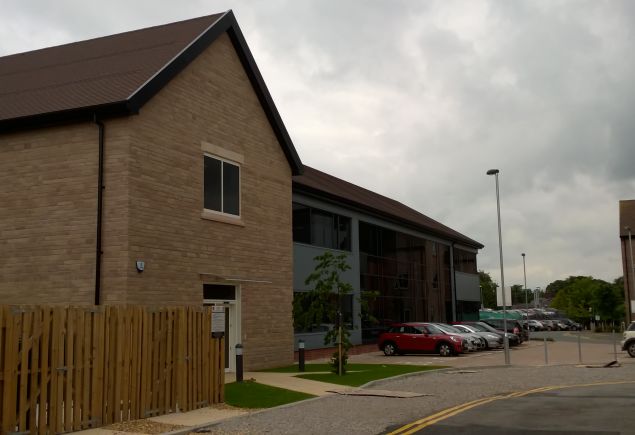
[{"left": 378, "top": 322, "right": 465, "bottom": 357}]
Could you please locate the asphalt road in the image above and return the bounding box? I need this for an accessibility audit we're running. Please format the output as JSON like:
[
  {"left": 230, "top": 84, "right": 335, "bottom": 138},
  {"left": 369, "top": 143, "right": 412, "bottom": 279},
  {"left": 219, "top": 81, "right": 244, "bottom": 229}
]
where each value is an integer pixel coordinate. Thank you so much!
[
  {"left": 393, "top": 381, "right": 635, "bottom": 434},
  {"left": 207, "top": 362, "right": 635, "bottom": 434}
]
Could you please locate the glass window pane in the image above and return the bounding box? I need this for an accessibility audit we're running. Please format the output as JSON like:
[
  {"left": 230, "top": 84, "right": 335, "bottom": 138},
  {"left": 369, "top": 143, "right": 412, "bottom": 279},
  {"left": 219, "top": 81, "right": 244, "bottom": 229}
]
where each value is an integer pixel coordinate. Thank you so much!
[
  {"left": 311, "top": 209, "right": 336, "bottom": 249},
  {"left": 338, "top": 216, "right": 352, "bottom": 251},
  {"left": 222, "top": 162, "right": 240, "bottom": 215},
  {"left": 204, "top": 156, "right": 222, "bottom": 211},
  {"left": 203, "top": 284, "right": 236, "bottom": 300},
  {"left": 292, "top": 203, "right": 311, "bottom": 243}
]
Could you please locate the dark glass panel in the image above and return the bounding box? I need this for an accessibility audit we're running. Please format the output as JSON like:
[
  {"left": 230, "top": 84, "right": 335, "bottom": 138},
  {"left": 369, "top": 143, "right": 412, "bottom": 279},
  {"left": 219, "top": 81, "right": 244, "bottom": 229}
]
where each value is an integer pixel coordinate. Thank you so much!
[
  {"left": 222, "top": 162, "right": 240, "bottom": 215},
  {"left": 311, "top": 209, "right": 336, "bottom": 248},
  {"left": 203, "top": 156, "right": 222, "bottom": 211},
  {"left": 292, "top": 203, "right": 311, "bottom": 244},
  {"left": 337, "top": 216, "right": 352, "bottom": 251},
  {"left": 203, "top": 284, "right": 236, "bottom": 300}
]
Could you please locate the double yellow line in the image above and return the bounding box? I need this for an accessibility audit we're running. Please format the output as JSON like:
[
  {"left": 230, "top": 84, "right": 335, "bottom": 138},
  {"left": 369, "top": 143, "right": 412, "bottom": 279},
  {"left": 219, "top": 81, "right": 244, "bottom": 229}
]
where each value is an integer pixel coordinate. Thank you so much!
[{"left": 388, "top": 380, "right": 635, "bottom": 434}]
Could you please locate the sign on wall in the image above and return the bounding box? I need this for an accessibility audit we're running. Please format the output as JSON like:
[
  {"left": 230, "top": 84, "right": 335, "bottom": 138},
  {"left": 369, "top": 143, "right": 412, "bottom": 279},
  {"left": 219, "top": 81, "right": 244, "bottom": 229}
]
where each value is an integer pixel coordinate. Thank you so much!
[{"left": 211, "top": 306, "right": 225, "bottom": 338}]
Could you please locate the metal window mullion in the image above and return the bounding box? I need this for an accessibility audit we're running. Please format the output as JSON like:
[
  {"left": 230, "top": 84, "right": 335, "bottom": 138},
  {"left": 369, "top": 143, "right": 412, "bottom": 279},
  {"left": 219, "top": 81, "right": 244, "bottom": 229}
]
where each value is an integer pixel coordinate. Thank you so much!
[{"left": 220, "top": 160, "right": 224, "bottom": 214}]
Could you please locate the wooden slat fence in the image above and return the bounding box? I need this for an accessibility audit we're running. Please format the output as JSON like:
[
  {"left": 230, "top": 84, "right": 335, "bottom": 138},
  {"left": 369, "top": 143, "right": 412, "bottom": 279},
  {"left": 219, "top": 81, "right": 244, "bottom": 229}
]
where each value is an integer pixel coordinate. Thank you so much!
[{"left": 0, "top": 305, "right": 224, "bottom": 434}]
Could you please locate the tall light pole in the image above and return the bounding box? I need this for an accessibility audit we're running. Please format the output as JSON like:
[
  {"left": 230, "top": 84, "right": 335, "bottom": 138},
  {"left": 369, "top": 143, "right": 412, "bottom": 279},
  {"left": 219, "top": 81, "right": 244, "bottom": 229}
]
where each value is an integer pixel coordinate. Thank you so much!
[
  {"left": 522, "top": 253, "right": 529, "bottom": 338},
  {"left": 626, "top": 226, "right": 634, "bottom": 320},
  {"left": 487, "top": 169, "right": 510, "bottom": 365}
]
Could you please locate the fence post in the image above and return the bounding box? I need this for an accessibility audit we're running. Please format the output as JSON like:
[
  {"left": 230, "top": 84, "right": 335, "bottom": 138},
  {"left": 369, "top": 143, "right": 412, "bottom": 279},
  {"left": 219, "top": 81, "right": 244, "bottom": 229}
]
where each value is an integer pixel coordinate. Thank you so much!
[
  {"left": 544, "top": 337, "right": 548, "bottom": 365},
  {"left": 578, "top": 328, "right": 582, "bottom": 364}
]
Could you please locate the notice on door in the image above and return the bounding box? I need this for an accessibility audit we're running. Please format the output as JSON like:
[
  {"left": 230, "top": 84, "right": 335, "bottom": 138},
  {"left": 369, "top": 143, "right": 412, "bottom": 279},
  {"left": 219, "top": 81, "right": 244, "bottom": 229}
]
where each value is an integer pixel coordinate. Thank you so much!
[{"left": 211, "top": 306, "right": 225, "bottom": 338}]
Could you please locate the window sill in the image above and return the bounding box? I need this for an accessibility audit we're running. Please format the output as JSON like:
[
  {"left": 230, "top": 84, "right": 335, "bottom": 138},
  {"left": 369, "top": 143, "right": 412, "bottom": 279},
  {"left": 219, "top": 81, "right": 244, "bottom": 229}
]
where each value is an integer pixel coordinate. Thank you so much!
[{"left": 201, "top": 210, "right": 244, "bottom": 227}]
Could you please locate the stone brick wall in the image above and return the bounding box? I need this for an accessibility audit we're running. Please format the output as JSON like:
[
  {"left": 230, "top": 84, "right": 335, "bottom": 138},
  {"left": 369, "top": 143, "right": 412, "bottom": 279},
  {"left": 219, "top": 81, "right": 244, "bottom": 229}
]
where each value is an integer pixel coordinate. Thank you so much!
[
  {"left": 0, "top": 32, "right": 294, "bottom": 370},
  {"left": 0, "top": 121, "right": 130, "bottom": 304},
  {"left": 123, "top": 32, "right": 294, "bottom": 370}
]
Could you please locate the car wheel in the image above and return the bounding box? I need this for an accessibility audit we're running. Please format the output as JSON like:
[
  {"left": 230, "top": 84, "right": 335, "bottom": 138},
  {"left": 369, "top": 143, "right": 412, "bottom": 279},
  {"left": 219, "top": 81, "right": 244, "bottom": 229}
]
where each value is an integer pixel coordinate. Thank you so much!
[
  {"left": 628, "top": 342, "right": 635, "bottom": 358},
  {"left": 383, "top": 342, "right": 398, "bottom": 356},
  {"left": 438, "top": 342, "right": 452, "bottom": 357}
]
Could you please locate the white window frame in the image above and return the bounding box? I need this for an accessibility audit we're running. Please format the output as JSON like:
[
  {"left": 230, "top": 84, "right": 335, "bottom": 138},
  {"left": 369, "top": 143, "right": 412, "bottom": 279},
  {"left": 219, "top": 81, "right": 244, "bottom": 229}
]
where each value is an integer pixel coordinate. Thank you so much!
[{"left": 203, "top": 153, "right": 242, "bottom": 218}]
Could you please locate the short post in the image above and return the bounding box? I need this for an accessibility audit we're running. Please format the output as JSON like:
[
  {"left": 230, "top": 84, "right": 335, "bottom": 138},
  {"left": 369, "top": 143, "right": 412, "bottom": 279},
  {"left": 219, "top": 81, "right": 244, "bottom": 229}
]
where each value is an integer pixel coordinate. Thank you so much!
[
  {"left": 578, "top": 328, "right": 582, "bottom": 364},
  {"left": 298, "top": 340, "right": 305, "bottom": 372},
  {"left": 613, "top": 329, "right": 617, "bottom": 361},
  {"left": 544, "top": 337, "right": 548, "bottom": 365},
  {"left": 235, "top": 343, "right": 243, "bottom": 383}
]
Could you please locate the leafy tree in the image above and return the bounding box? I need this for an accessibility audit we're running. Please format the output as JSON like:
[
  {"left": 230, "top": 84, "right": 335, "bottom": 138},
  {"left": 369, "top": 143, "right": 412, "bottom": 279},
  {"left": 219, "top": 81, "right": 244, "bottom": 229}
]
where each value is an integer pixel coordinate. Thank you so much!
[
  {"left": 293, "top": 252, "right": 354, "bottom": 375},
  {"left": 511, "top": 284, "right": 534, "bottom": 306},
  {"left": 549, "top": 276, "right": 625, "bottom": 323},
  {"left": 479, "top": 270, "right": 498, "bottom": 308}
]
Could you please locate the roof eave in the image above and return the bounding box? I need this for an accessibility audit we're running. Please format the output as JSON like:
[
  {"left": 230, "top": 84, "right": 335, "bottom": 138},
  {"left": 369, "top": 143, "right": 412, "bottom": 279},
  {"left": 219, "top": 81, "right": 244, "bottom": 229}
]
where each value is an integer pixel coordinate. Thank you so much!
[{"left": 0, "top": 101, "right": 134, "bottom": 133}]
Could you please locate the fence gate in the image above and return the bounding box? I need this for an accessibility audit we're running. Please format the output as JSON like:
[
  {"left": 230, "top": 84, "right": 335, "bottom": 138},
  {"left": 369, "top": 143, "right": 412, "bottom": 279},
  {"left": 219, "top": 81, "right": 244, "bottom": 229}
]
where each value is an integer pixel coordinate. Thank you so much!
[{"left": 0, "top": 305, "right": 224, "bottom": 434}]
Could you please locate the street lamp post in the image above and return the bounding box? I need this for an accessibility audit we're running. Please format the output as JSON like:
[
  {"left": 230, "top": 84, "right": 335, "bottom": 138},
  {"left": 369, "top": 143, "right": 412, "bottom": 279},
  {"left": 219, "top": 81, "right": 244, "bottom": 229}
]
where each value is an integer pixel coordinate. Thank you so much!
[
  {"left": 626, "top": 226, "right": 635, "bottom": 321},
  {"left": 522, "top": 253, "right": 529, "bottom": 339},
  {"left": 487, "top": 169, "right": 510, "bottom": 365}
]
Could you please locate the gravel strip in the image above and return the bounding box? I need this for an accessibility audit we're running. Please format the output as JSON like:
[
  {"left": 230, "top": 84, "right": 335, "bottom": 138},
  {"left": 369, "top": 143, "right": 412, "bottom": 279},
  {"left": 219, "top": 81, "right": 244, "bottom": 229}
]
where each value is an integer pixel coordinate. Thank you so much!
[{"left": 202, "top": 362, "right": 635, "bottom": 435}]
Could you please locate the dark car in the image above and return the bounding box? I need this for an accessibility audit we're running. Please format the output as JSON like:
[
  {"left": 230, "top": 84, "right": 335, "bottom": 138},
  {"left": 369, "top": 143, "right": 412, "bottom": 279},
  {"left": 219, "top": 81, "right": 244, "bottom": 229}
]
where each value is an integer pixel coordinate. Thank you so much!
[
  {"left": 378, "top": 323, "right": 465, "bottom": 357},
  {"left": 454, "top": 321, "right": 520, "bottom": 346},
  {"left": 482, "top": 319, "right": 528, "bottom": 342}
]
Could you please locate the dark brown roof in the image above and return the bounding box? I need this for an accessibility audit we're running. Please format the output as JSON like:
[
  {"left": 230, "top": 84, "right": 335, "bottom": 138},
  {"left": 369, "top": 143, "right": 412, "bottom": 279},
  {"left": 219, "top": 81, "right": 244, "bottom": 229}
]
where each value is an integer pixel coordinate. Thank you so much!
[
  {"left": 620, "top": 200, "right": 635, "bottom": 237},
  {"left": 293, "top": 166, "right": 484, "bottom": 249},
  {"left": 0, "top": 11, "right": 302, "bottom": 174},
  {"left": 0, "top": 14, "right": 222, "bottom": 122}
]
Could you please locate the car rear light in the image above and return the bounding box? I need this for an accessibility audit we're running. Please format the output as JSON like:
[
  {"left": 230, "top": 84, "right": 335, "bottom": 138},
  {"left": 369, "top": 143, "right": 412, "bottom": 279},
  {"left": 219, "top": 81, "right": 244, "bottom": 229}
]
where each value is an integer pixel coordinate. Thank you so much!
[{"left": 513, "top": 327, "right": 520, "bottom": 335}]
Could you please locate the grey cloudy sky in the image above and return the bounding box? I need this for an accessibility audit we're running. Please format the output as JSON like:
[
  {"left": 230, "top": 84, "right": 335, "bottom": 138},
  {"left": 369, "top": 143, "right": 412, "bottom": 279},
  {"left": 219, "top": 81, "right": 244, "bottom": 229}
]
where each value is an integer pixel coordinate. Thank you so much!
[{"left": 2, "top": 0, "right": 633, "bottom": 291}]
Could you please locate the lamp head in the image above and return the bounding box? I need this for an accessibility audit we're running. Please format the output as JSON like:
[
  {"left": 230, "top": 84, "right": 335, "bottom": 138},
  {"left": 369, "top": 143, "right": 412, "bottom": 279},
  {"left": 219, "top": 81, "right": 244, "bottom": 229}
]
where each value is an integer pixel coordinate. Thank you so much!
[
  {"left": 626, "top": 226, "right": 631, "bottom": 232},
  {"left": 486, "top": 169, "right": 499, "bottom": 175},
  {"left": 522, "top": 253, "right": 525, "bottom": 257}
]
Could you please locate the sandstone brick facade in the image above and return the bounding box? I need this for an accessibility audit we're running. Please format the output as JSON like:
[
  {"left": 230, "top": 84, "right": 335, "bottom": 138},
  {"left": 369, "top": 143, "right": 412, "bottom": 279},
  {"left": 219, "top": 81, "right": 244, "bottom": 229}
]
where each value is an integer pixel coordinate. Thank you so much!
[{"left": 0, "top": 33, "right": 294, "bottom": 370}]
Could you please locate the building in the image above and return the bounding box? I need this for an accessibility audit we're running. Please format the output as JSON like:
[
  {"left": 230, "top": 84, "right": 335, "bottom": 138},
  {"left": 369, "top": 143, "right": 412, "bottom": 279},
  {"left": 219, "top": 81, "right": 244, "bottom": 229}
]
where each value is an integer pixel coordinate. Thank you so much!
[
  {"left": 620, "top": 200, "right": 635, "bottom": 323},
  {"left": 292, "top": 167, "right": 483, "bottom": 349},
  {"left": 0, "top": 12, "right": 302, "bottom": 370}
]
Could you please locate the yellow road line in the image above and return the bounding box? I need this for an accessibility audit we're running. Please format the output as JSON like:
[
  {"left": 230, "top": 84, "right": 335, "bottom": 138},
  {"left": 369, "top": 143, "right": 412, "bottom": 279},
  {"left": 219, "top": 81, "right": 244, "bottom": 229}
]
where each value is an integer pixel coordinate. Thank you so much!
[{"left": 388, "top": 380, "right": 635, "bottom": 434}]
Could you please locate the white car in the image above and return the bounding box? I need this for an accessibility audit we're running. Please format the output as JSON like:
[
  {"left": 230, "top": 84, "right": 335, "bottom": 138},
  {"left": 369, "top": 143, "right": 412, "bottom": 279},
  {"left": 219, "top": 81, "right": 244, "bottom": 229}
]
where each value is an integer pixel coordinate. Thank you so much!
[{"left": 621, "top": 321, "right": 635, "bottom": 357}]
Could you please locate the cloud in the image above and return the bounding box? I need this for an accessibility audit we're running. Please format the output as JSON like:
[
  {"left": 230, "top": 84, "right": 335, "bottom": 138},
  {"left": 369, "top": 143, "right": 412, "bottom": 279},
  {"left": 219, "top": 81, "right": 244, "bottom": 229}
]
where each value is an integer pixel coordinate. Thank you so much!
[{"left": 1, "top": 0, "right": 633, "bottom": 289}]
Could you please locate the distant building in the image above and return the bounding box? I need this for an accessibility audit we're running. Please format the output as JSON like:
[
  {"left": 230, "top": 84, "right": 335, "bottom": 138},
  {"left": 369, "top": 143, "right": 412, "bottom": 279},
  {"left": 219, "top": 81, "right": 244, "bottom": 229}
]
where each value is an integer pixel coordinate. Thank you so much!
[
  {"left": 292, "top": 167, "right": 483, "bottom": 349},
  {"left": 620, "top": 200, "right": 635, "bottom": 323}
]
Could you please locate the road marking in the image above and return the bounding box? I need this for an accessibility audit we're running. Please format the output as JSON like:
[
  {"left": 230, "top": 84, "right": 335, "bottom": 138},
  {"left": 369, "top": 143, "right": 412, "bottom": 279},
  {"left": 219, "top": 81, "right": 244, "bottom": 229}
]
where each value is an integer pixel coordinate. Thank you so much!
[{"left": 387, "top": 380, "right": 635, "bottom": 435}]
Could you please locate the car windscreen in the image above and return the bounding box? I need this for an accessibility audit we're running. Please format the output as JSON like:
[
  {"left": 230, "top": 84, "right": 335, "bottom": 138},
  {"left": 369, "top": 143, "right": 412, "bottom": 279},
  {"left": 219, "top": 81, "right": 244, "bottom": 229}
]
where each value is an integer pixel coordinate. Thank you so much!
[
  {"left": 628, "top": 322, "right": 635, "bottom": 332},
  {"left": 423, "top": 324, "right": 444, "bottom": 334},
  {"left": 436, "top": 324, "right": 462, "bottom": 334},
  {"left": 475, "top": 322, "right": 499, "bottom": 332},
  {"left": 465, "top": 323, "right": 487, "bottom": 332},
  {"left": 454, "top": 325, "right": 474, "bottom": 333}
]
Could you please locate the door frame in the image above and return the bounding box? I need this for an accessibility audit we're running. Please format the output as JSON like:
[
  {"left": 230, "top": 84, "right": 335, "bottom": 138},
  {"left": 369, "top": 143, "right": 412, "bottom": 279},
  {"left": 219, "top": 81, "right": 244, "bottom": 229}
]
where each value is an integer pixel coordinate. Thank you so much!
[{"left": 204, "top": 285, "right": 241, "bottom": 372}]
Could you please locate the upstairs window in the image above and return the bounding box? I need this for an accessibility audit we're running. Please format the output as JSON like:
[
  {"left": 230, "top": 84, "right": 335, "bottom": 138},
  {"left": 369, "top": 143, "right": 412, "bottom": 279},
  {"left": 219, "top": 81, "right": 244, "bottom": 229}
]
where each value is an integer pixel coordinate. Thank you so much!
[
  {"left": 292, "top": 203, "right": 351, "bottom": 251},
  {"left": 204, "top": 155, "right": 240, "bottom": 216}
]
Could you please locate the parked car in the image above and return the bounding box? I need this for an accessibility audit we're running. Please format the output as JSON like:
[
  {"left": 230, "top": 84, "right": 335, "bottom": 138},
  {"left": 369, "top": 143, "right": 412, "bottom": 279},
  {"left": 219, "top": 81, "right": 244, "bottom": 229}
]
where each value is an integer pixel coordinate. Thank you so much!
[
  {"left": 378, "top": 323, "right": 465, "bottom": 357},
  {"left": 454, "top": 321, "right": 520, "bottom": 346},
  {"left": 452, "top": 323, "right": 503, "bottom": 349},
  {"left": 561, "top": 319, "right": 582, "bottom": 331},
  {"left": 621, "top": 321, "right": 635, "bottom": 357},
  {"left": 432, "top": 323, "right": 484, "bottom": 351},
  {"left": 526, "top": 319, "right": 544, "bottom": 331},
  {"left": 482, "top": 319, "right": 528, "bottom": 342}
]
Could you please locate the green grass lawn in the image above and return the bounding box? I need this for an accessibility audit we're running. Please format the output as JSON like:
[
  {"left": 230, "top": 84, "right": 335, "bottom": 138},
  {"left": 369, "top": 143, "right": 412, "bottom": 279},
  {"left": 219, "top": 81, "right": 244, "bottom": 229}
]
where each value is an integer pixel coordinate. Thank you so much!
[
  {"left": 260, "top": 363, "right": 445, "bottom": 387},
  {"left": 224, "top": 380, "right": 316, "bottom": 408}
]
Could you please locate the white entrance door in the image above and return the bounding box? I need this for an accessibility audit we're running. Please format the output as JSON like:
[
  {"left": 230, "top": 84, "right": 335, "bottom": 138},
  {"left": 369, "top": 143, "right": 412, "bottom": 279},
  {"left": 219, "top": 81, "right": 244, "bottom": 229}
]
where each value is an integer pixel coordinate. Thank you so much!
[{"left": 203, "top": 284, "right": 240, "bottom": 372}]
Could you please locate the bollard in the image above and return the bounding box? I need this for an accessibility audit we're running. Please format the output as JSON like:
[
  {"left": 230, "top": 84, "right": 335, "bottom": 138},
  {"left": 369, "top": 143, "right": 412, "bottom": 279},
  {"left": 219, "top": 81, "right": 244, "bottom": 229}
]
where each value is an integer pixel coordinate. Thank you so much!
[
  {"left": 613, "top": 329, "right": 617, "bottom": 361},
  {"left": 544, "top": 337, "right": 548, "bottom": 365},
  {"left": 235, "top": 343, "right": 243, "bottom": 383},
  {"left": 578, "top": 328, "right": 582, "bottom": 364},
  {"left": 298, "top": 340, "right": 305, "bottom": 372}
]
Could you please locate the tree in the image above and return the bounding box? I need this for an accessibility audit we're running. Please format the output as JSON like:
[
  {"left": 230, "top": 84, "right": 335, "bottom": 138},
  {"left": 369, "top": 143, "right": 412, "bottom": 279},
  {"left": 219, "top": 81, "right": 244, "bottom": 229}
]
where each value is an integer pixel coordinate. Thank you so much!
[
  {"left": 293, "top": 252, "right": 354, "bottom": 375},
  {"left": 549, "top": 276, "right": 625, "bottom": 324},
  {"left": 511, "top": 284, "right": 534, "bottom": 306},
  {"left": 479, "top": 270, "right": 498, "bottom": 309}
]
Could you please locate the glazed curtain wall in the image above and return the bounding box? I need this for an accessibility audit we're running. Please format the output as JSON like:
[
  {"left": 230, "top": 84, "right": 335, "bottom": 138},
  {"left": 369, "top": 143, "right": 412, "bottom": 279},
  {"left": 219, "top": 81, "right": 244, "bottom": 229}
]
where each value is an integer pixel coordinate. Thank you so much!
[{"left": 359, "top": 221, "right": 452, "bottom": 342}]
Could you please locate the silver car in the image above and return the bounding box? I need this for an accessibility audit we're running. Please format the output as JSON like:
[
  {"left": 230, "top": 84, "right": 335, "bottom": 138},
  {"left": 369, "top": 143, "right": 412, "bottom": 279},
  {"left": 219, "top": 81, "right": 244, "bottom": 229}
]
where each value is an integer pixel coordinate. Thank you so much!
[
  {"left": 453, "top": 323, "right": 503, "bottom": 349},
  {"left": 433, "top": 323, "right": 485, "bottom": 351}
]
